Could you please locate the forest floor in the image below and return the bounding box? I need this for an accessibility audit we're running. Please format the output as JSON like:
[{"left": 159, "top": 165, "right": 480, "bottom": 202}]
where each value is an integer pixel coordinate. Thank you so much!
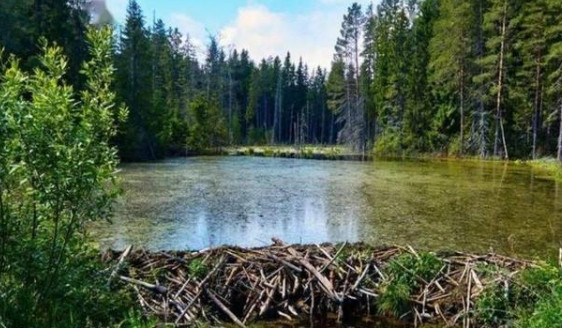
[{"left": 106, "top": 239, "right": 562, "bottom": 328}]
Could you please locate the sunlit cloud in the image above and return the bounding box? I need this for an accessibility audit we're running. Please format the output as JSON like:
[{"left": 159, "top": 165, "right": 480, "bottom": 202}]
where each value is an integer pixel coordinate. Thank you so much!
[
  {"left": 219, "top": 1, "right": 375, "bottom": 69},
  {"left": 169, "top": 13, "right": 207, "bottom": 54}
]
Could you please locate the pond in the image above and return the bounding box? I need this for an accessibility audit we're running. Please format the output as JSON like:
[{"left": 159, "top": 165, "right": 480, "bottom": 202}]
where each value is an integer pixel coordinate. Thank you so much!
[{"left": 92, "top": 156, "right": 562, "bottom": 258}]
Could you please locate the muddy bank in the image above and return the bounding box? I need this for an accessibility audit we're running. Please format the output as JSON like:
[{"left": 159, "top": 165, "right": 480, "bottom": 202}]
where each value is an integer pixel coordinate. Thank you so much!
[{"left": 105, "top": 239, "right": 540, "bottom": 327}]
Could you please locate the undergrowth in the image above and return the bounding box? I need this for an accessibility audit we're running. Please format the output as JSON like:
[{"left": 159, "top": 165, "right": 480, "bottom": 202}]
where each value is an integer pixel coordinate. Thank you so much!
[
  {"left": 475, "top": 262, "right": 562, "bottom": 327},
  {"left": 378, "top": 252, "right": 442, "bottom": 318}
]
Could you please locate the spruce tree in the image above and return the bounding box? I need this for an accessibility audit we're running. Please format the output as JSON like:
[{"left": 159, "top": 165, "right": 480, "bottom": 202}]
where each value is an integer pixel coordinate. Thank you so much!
[
  {"left": 429, "top": 0, "right": 474, "bottom": 155},
  {"left": 114, "top": 0, "right": 154, "bottom": 160}
]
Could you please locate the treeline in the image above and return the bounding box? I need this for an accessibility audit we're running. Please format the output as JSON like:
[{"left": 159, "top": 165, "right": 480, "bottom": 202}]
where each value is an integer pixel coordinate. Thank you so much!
[
  {"left": 113, "top": 0, "right": 562, "bottom": 160},
  {"left": 0, "top": 0, "right": 90, "bottom": 88},
  {"left": 2, "top": 0, "right": 562, "bottom": 160},
  {"left": 333, "top": 0, "right": 562, "bottom": 159},
  {"left": 113, "top": 1, "right": 336, "bottom": 160}
]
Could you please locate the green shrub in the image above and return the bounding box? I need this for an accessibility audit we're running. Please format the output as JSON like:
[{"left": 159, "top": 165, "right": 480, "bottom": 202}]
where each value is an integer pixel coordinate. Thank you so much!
[
  {"left": 514, "top": 264, "right": 562, "bottom": 327},
  {"left": 378, "top": 252, "right": 442, "bottom": 317},
  {"left": 374, "top": 131, "right": 402, "bottom": 156},
  {"left": 516, "top": 284, "right": 562, "bottom": 328},
  {"left": 188, "top": 257, "right": 209, "bottom": 279},
  {"left": 0, "top": 27, "right": 134, "bottom": 327},
  {"left": 474, "top": 263, "right": 562, "bottom": 328},
  {"left": 475, "top": 282, "right": 514, "bottom": 326},
  {"left": 114, "top": 310, "right": 158, "bottom": 328}
]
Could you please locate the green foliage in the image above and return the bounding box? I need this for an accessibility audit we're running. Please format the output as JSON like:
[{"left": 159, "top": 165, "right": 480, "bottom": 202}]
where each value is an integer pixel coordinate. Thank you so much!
[
  {"left": 516, "top": 284, "right": 562, "bottom": 328},
  {"left": 474, "top": 263, "right": 562, "bottom": 327},
  {"left": 114, "top": 310, "right": 158, "bottom": 328},
  {"left": 374, "top": 130, "right": 403, "bottom": 156},
  {"left": 527, "top": 158, "right": 562, "bottom": 181},
  {"left": 0, "top": 27, "right": 133, "bottom": 327},
  {"left": 378, "top": 252, "right": 442, "bottom": 317},
  {"left": 475, "top": 281, "right": 514, "bottom": 326},
  {"left": 187, "top": 96, "right": 228, "bottom": 151},
  {"left": 188, "top": 258, "right": 209, "bottom": 279},
  {"left": 0, "top": 0, "right": 89, "bottom": 88}
]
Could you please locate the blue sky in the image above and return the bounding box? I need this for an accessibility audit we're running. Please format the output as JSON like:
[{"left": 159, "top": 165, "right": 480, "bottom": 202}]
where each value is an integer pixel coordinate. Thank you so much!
[{"left": 106, "top": 0, "right": 377, "bottom": 68}]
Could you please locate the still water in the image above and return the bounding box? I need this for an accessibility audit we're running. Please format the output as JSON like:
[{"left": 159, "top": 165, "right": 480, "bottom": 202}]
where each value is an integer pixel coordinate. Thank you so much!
[{"left": 92, "top": 157, "right": 561, "bottom": 257}]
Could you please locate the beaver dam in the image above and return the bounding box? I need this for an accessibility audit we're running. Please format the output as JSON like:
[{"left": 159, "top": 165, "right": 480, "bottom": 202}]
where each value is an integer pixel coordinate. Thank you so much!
[{"left": 105, "top": 239, "right": 560, "bottom": 327}]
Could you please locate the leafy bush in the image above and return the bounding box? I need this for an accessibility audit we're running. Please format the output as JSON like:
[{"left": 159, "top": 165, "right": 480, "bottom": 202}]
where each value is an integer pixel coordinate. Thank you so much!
[
  {"left": 474, "top": 263, "right": 562, "bottom": 328},
  {"left": 374, "top": 130, "right": 403, "bottom": 156},
  {"left": 188, "top": 257, "right": 209, "bottom": 279},
  {"left": 0, "top": 27, "right": 132, "bottom": 327},
  {"left": 378, "top": 252, "right": 442, "bottom": 317},
  {"left": 475, "top": 281, "right": 514, "bottom": 326}
]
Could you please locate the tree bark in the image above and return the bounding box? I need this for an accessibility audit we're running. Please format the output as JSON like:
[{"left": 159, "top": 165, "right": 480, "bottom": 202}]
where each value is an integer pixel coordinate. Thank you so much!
[
  {"left": 532, "top": 53, "right": 542, "bottom": 160},
  {"left": 494, "top": 0, "right": 509, "bottom": 159},
  {"left": 459, "top": 66, "right": 465, "bottom": 156},
  {"left": 558, "top": 101, "right": 562, "bottom": 161}
]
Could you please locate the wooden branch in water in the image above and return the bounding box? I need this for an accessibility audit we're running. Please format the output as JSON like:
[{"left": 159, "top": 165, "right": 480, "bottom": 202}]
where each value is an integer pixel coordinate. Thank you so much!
[
  {"left": 107, "top": 240, "right": 532, "bottom": 327},
  {"left": 119, "top": 275, "right": 167, "bottom": 294},
  {"left": 206, "top": 290, "right": 247, "bottom": 328}
]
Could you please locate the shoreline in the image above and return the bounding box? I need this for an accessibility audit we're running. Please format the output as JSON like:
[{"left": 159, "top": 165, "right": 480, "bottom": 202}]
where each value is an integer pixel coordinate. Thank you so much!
[{"left": 125, "top": 145, "right": 562, "bottom": 181}]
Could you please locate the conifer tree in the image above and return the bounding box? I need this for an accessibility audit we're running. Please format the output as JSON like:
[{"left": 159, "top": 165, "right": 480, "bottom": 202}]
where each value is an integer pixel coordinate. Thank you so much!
[{"left": 429, "top": 0, "right": 474, "bottom": 155}]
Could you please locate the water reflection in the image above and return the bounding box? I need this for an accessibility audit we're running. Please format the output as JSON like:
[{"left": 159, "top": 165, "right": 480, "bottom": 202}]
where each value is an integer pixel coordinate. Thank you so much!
[{"left": 92, "top": 157, "right": 562, "bottom": 258}]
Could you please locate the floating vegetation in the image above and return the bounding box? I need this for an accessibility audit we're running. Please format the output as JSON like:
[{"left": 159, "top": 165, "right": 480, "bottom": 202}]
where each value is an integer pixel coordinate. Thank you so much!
[
  {"left": 226, "top": 146, "right": 368, "bottom": 161},
  {"left": 105, "top": 240, "right": 558, "bottom": 327}
]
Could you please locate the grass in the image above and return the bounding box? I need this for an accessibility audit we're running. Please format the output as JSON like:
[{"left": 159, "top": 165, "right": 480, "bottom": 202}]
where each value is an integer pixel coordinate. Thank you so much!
[
  {"left": 523, "top": 158, "right": 562, "bottom": 181},
  {"left": 226, "top": 145, "right": 352, "bottom": 159},
  {"left": 378, "top": 252, "right": 443, "bottom": 318},
  {"left": 474, "top": 262, "right": 562, "bottom": 327}
]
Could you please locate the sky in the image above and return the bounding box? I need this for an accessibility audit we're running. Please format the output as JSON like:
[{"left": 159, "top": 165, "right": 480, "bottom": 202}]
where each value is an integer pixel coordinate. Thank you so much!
[{"left": 106, "top": 0, "right": 378, "bottom": 69}]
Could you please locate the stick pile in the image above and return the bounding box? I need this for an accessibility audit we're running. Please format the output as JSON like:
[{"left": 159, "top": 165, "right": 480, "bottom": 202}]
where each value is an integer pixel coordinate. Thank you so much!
[{"left": 104, "top": 239, "right": 532, "bottom": 327}]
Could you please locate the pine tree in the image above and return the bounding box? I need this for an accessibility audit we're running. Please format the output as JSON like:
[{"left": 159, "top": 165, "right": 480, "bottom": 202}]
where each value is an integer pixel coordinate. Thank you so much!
[
  {"left": 545, "top": 0, "right": 562, "bottom": 161},
  {"left": 474, "top": 0, "right": 518, "bottom": 158},
  {"left": 404, "top": 0, "right": 438, "bottom": 152},
  {"left": 150, "top": 19, "right": 174, "bottom": 157},
  {"left": 361, "top": 4, "right": 377, "bottom": 142},
  {"left": 335, "top": 3, "right": 365, "bottom": 150},
  {"left": 114, "top": 0, "right": 154, "bottom": 160},
  {"left": 429, "top": 0, "right": 474, "bottom": 155}
]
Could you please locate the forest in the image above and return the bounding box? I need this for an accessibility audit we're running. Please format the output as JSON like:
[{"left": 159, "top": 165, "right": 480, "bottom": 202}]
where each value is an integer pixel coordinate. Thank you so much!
[
  {"left": 1, "top": 1, "right": 562, "bottom": 327},
  {"left": 2, "top": 0, "right": 562, "bottom": 161}
]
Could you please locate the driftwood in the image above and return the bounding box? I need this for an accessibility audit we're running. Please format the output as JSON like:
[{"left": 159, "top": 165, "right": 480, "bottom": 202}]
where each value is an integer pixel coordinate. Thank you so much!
[{"left": 104, "top": 239, "right": 534, "bottom": 327}]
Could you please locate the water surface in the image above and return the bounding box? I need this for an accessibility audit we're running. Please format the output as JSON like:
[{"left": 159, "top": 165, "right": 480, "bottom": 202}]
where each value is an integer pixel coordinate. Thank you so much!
[{"left": 92, "top": 157, "right": 561, "bottom": 257}]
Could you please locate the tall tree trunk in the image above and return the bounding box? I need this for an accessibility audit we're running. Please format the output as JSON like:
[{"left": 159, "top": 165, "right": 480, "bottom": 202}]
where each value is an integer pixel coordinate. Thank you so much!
[
  {"left": 228, "top": 70, "right": 233, "bottom": 144},
  {"left": 494, "top": 0, "right": 509, "bottom": 159},
  {"left": 532, "top": 53, "right": 542, "bottom": 160},
  {"left": 321, "top": 99, "right": 326, "bottom": 144},
  {"left": 558, "top": 101, "right": 562, "bottom": 161},
  {"left": 459, "top": 67, "right": 465, "bottom": 156},
  {"left": 476, "top": 0, "right": 487, "bottom": 158}
]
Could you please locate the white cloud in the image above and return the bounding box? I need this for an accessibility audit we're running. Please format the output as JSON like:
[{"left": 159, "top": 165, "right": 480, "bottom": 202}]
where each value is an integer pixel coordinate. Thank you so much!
[
  {"left": 106, "top": 0, "right": 128, "bottom": 23},
  {"left": 107, "top": 0, "right": 379, "bottom": 69},
  {"left": 169, "top": 13, "right": 207, "bottom": 54},
  {"left": 219, "top": 1, "right": 375, "bottom": 69}
]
